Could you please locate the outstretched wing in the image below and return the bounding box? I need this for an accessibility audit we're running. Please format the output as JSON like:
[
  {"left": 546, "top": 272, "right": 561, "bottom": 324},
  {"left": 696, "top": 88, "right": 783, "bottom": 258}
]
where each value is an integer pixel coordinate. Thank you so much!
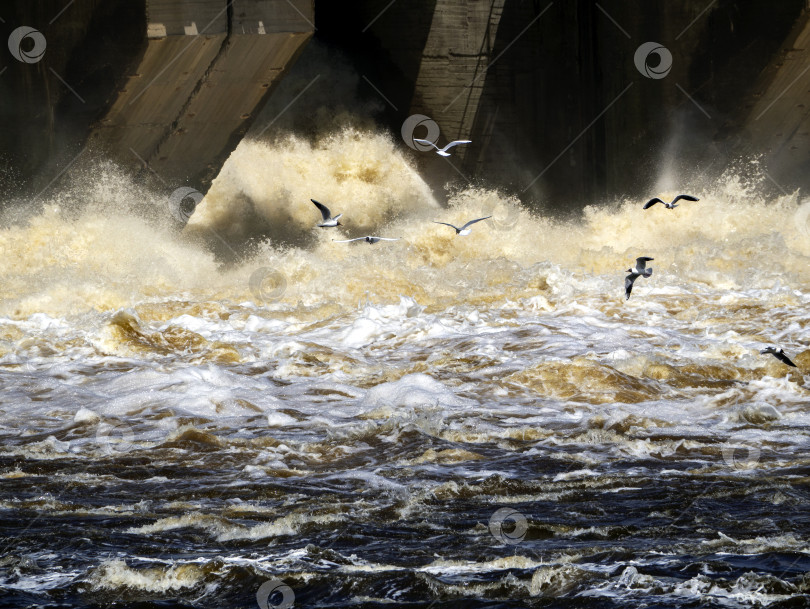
[
  {"left": 311, "top": 199, "right": 332, "bottom": 221},
  {"left": 671, "top": 194, "right": 699, "bottom": 204},
  {"left": 635, "top": 256, "right": 653, "bottom": 271},
  {"left": 777, "top": 351, "right": 798, "bottom": 367},
  {"left": 433, "top": 221, "right": 460, "bottom": 231},
  {"left": 373, "top": 237, "right": 400, "bottom": 241},
  {"left": 460, "top": 216, "right": 492, "bottom": 230},
  {"left": 442, "top": 140, "right": 472, "bottom": 152},
  {"left": 643, "top": 198, "right": 664, "bottom": 209},
  {"left": 414, "top": 138, "right": 440, "bottom": 151},
  {"left": 333, "top": 237, "right": 365, "bottom": 243},
  {"left": 625, "top": 274, "right": 636, "bottom": 300}
]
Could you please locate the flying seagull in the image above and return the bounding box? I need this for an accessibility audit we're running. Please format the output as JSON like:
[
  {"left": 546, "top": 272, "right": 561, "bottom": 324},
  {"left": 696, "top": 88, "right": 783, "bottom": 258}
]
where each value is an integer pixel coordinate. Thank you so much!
[
  {"left": 625, "top": 257, "right": 653, "bottom": 300},
  {"left": 333, "top": 236, "right": 400, "bottom": 244},
  {"left": 414, "top": 138, "right": 472, "bottom": 157},
  {"left": 643, "top": 194, "right": 700, "bottom": 210},
  {"left": 433, "top": 216, "right": 492, "bottom": 236},
  {"left": 760, "top": 346, "right": 797, "bottom": 367},
  {"left": 311, "top": 199, "right": 342, "bottom": 227}
]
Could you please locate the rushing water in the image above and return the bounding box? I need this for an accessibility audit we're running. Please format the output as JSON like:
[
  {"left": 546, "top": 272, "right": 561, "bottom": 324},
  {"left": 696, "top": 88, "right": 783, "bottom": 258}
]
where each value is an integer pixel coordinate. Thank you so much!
[{"left": 2, "top": 129, "right": 810, "bottom": 608}]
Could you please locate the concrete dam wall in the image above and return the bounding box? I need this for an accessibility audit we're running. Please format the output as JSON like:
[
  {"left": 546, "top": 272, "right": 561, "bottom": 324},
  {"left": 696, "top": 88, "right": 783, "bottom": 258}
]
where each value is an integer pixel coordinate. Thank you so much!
[
  {"left": 329, "top": 0, "right": 809, "bottom": 208},
  {"left": 1, "top": 0, "right": 808, "bottom": 215},
  {"left": 0, "top": 0, "right": 313, "bottom": 204}
]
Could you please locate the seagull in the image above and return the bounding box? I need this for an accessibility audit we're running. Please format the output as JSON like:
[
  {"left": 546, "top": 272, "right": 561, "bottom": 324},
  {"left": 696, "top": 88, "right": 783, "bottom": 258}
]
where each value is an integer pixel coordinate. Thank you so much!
[
  {"left": 760, "top": 346, "right": 797, "bottom": 367},
  {"left": 311, "top": 199, "right": 342, "bottom": 227},
  {"left": 625, "top": 257, "right": 653, "bottom": 300},
  {"left": 333, "top": 236, "right": 400, "bottom": 244},
  {"left": 643, "top": 194, "right": 700, "bottom": 210},
  {"left": 433, "top": 216, "right": 492, "bottom": 236},
  {"left": 414, "top": 138, "right": 472, "bottom": 157}
]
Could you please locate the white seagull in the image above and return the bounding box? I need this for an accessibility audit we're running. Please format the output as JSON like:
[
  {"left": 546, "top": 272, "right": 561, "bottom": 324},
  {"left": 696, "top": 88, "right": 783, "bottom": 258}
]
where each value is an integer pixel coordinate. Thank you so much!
[
  {"left": 433, "top": 216, "right": 492, "bottom": 236},
  {"left": 625, "top": 257, "right": 653, "bottom": 300},
  {"left": 311, "top": 199, "right": 342, "bottom": 227},
  {"left": 333, "top": 236, "right": 400, "bottom": 244},
  {"left": 414, "top": 138, "right": 472, "bottom": 157},
  {"left": 643, "top": 194, "right": 700, "bottom": 210},
  {"left": 760, "top": 346, "right": 797, "bottom": 367}
]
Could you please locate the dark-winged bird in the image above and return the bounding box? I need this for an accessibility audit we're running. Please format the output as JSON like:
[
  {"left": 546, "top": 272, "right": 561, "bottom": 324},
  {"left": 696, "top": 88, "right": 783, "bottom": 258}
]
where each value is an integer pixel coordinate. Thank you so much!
[
  {"left": 625, "top": 257, "right": 653, "bottom": 300},
  {"left": 311, "top": 199, "right": 342, "bottom": 227},
  {"left": 760, "top": 347, "right": 797, "bottom": 367},
  {"left": 643, "top": 194, "right": 699, "bottom": 210},
  {"left": 433, "top": 216, "right": 492, "bottom": 236}
]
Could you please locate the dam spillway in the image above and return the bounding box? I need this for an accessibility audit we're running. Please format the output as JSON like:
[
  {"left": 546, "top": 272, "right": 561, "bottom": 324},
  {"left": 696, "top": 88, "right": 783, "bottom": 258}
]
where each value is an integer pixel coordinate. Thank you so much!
[{"left": 0, "top": 0, "right": 314, "bottom": 201}]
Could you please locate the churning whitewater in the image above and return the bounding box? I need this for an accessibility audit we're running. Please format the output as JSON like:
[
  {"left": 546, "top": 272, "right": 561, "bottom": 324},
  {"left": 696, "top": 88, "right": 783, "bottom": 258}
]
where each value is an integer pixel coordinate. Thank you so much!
[{"left": 2, "top": 127, "right": 810, "bottom": 608}]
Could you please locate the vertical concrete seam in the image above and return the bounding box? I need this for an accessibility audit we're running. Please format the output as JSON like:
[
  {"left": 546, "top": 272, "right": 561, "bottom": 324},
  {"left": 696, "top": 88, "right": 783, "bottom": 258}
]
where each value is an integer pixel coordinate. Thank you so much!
[{"left": 149, "top": 0, "right": 235, "bottom": 183}]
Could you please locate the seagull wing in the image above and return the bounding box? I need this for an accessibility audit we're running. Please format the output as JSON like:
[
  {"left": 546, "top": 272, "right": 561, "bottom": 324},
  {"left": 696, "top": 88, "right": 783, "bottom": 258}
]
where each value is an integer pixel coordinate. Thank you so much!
[
  {"left": 373, "top": 237, "right": 400, "bottom": 241},
  {"left": 635, "top": 257, "right": 654, "bottom": 271},
  {"left": 777, "top": 351, "right": 798, "bottom": 367},
  {"left": 434, "top": 221, "right": 460, "bottom": 231},
  {"left": 460, "top": 216, "right": 492, "bottom": 230},
  {"left": 625, "top": 274, "right": 636, "bottom": 300},
  {"left": 333, "top": 237, "right": 365, "bottom": 243},
  {"left": 440, "top": 140, "right": 473, "bottom": 152},
  {"left": 311, "top": 199, "right": 333, "bottom": 221},
  {"left": 671, "top": 194, "right": 700, "bottom": 204},
  {"left": 414, "top": 138, "right": 440, "bottom": 151},
  {"left": 643, "top": 198, "right": 664, "bottom": 209}
]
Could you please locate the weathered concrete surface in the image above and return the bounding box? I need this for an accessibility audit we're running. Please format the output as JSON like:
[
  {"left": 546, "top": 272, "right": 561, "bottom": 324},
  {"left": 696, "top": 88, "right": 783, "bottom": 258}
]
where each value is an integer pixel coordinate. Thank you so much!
[
  {"left": 92, "top": 0, "right": 313, "bottom": 192},
  {"left": 409, "top": 1, "right": 506, "bottom": 148},
  {"left": 351, "top": 0, "right": 808, "bottom": 208},
  {"left": 2, "top": 0, "right": 808, "bottom": 211},
  {"left": 0, "top": 0, "right": 313, "bottom": 201},
  {"left": 742, "top": 11, "right": 810, "bottom": 194}
]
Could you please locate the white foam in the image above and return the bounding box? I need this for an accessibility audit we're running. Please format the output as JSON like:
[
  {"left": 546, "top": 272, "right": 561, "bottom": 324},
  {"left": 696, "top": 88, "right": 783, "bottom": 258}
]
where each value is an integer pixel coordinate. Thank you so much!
[{"left": 358, "top": 373, "right": 473, "bottom": 411}]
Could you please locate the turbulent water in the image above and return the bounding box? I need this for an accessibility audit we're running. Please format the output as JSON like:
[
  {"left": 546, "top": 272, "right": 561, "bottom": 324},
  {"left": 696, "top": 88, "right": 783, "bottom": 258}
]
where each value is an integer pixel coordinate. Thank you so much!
[{"left": 2, "top": 128, "right": 810, "bottom": 608}]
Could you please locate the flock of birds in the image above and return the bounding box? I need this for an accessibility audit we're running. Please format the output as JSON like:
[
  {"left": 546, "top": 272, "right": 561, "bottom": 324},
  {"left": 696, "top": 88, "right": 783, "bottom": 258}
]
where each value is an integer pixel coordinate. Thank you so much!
[
  {"left": 627, "top": 194, "right": 798, "bottom": 369},
  {"left": 310, "top": 198, "right": 492, "bottom": 238},
  {"left": 310, "top": 190, "right": 798, "bottom": 370}
]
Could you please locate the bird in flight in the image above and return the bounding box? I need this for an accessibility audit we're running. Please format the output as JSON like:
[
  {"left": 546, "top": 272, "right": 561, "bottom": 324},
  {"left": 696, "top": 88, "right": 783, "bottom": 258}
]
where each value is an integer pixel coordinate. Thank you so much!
[
  {"left": 414, "top": 138, "right": 472, "bottom": 157},
  {"left": 311, "top": 199, "right": 342, "bottom": 227},
  {"left": 625, "top": 257, "right": 653, "bottom": 300},
  {"left": 643, "top": 194, "right": 700, "bottom": 210},
  {"left": 333, "top": 236, "right": 400, "bottom": 244},
  {"left": 433, "top": 216, "right": 492, "bottom": 236},
  {"left": 760, "top": 346, "right": 797, "bottom": 367}
]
